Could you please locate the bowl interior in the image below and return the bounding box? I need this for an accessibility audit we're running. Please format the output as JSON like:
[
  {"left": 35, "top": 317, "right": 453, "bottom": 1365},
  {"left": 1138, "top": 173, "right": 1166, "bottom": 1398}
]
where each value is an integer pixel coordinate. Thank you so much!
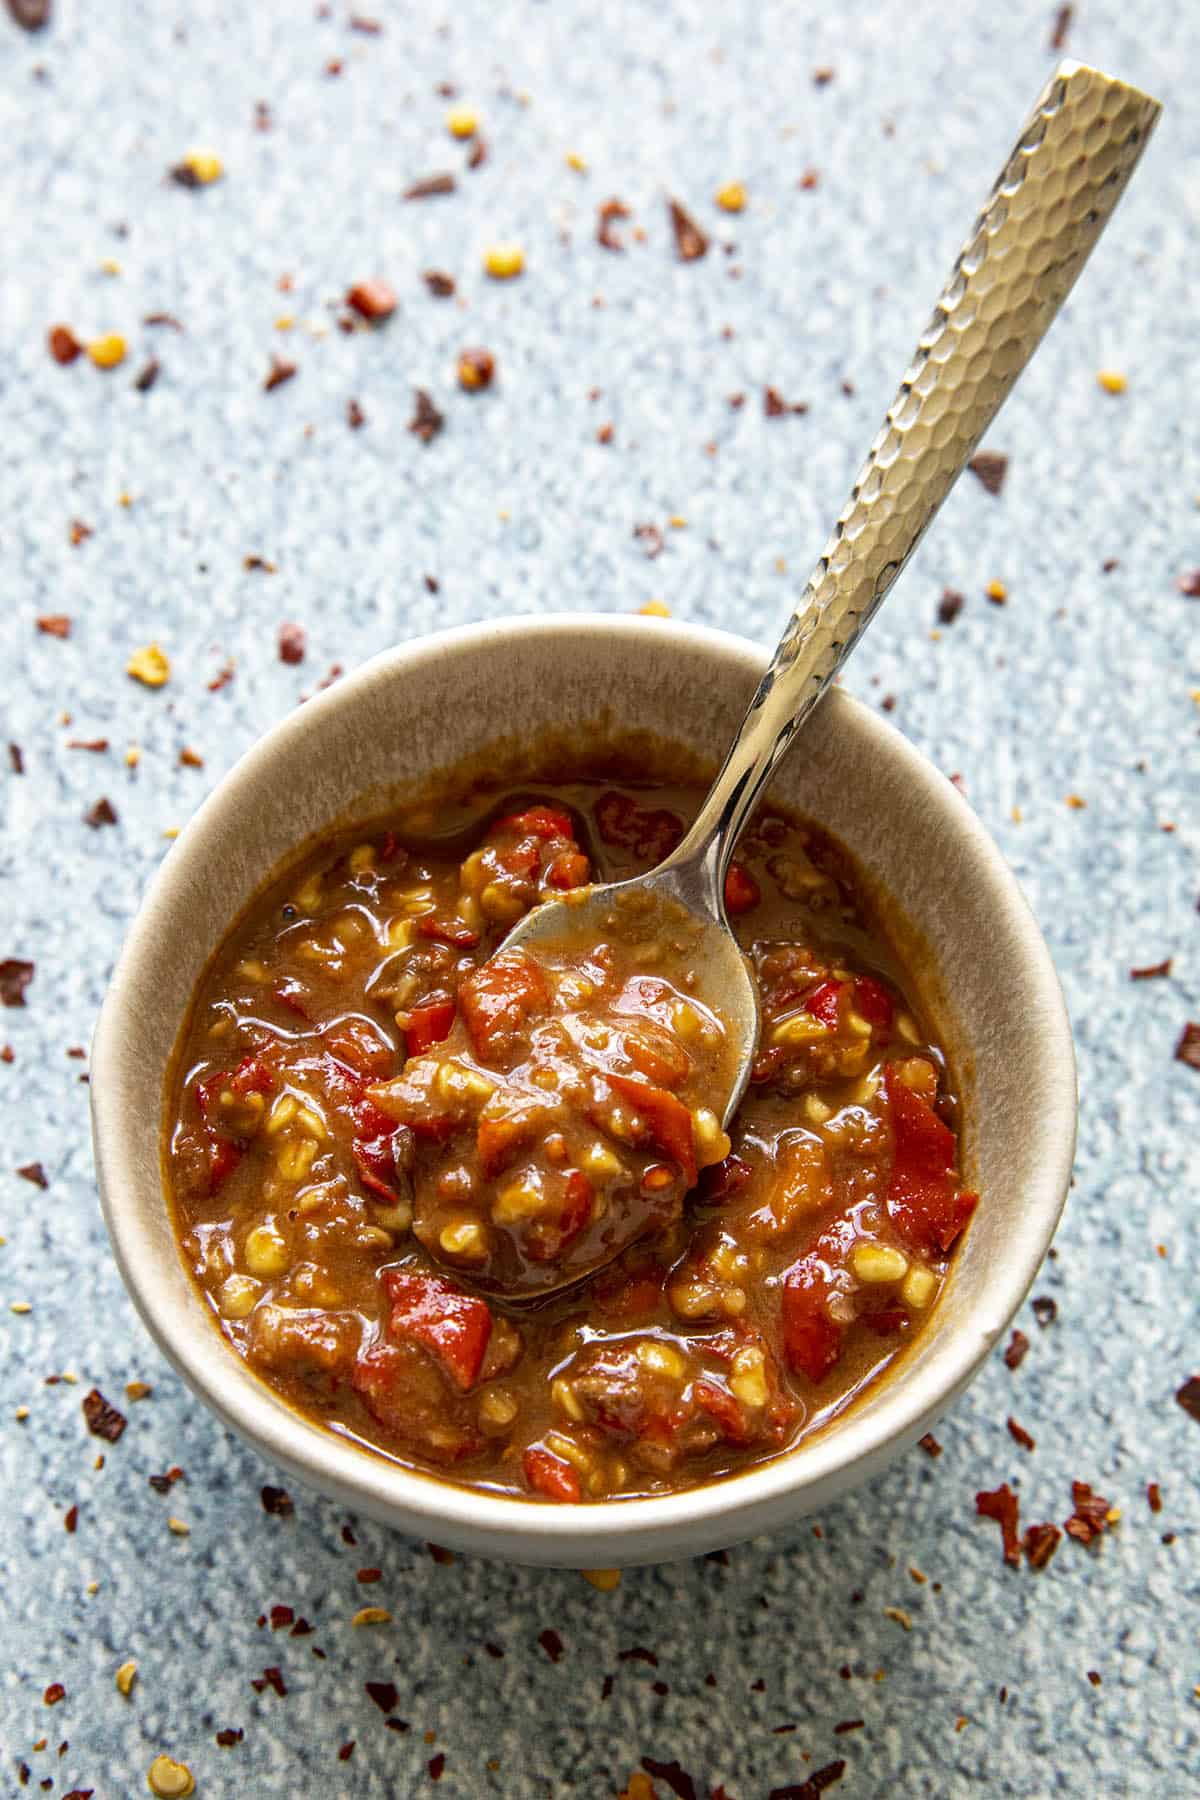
[{"left": 92, "top": 617, "right": 1074, "bottom": 1564}]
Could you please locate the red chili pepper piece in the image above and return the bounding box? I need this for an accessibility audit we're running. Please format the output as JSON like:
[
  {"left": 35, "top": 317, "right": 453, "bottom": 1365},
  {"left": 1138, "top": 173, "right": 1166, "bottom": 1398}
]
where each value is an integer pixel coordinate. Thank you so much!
[
  {"left": 405, "top": 997, "right": 456, "bottom": 1057},
  {"left": 558, "top": 1169, "right": 594, "bottom": 1241},
  {"left": 459, "top": 951, "right": 550, "bottom": 1065},
  {"left": 206, "top": 1135, "right": 243, "bottom": 1194},
  {"left": 351, "top": 1097, "right": 403, "bottom": 1199},
  {"left": 883, "top": 1064, "right": 977, "bottom": 1254},
  {"left": 607, "top": 1073, "right": 698, "bottom": 1187},
  {"left": 324, "top": 1017, "right": 394, "bottom": 1078},
  {"left": 228, "top": 1054, "right": 276, "bottom": 1098},
  {"left": 416, "top": 914, "right": 481, "bottom": 949},
  {"left": 804, "top": 977, "right": 846, "bottom": 1029},
  {"left": 544, "top": 849, "right": 591, "bottom": 890},
  {"left": 853, "top": 974, "right": 895, "bottom": 1037},
  {"left": 476, "top": 1109, "right": 538, "bottom": 1178},
  {"left": 698, "top": 1151, "right": 753, "bottom": 1202},
  {"left": 381, "top": 1268, "right": 492, "bottom": 1392},
  {"left": 691, "top": 1377, "right": 749, "bottom": 1444},
  {"left": 493, "top": 804, "right": 576, "bottom": 841},
  {"left": 723, "top": 862, "right": 761, "bottom": 915},
  {"left": 522, "top": 1444, "right": 583, "bottom": 1503},
  {"left": 780, "top": 1248, "right": 843, "bottom": 1383}
]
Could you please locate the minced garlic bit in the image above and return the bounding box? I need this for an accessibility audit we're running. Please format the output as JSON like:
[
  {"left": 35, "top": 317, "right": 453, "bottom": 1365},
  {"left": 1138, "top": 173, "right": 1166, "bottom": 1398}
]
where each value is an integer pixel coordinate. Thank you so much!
[
  {"left": 637, "top": 600, "right": 670, "bottom": 617},
  {"left": 352, "top": 1606, "right": 392, "bottom": 1626},
  {"left": 127, "top": 645, "right": 171, "bottom": 688},
  {"left": 715, "top": 180, "right": 746, "bottom": 212},
  {"left": 483, "top": 242, "right": 524, "bottom": 280},
  {"left": 1097, "top": 368, "right": 1127, "bottom": 394},
  {"left": 167, "top": 1516, "right": 190, "bottom": 1536},
  {"left": 116, "top": 1659, "right": 138, "bottom": 1696},
  {"left": 125, "top": 1380, "right": 153, "bottom": 1401},
  {"left": 581, "top": 1568, "right": 621, "bottom": 1592},
  {"left": 88, "top": 335, "right": 127, "bottom": 370},
  {"left": 181, "top": 149, "right": 224, "bottom": 185},
  {"left": 446, "top": 105, "right": 478, "bottom": 139},
  {"left": 147, "top": 1754, "right": 195, "bottom": 1798}
]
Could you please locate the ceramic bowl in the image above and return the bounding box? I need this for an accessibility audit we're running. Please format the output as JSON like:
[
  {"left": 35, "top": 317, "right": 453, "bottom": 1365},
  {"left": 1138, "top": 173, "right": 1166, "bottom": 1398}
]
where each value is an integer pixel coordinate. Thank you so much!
[{"left": 91, "top": 615, "right": 1075, "bottom": 1566}]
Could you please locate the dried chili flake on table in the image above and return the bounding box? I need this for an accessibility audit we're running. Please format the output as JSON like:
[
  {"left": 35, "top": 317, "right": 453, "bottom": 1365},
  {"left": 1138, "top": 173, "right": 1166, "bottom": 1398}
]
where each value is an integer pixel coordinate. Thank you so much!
[
  {"left": 44, "top": 1683, "right": 66, "bottom": 1705},
  {"left": 918, "top": 1432, "right": 942, "bottom": 1457},
  {"left": 1049, "top": 3, "right": 1073, "bottom": 49},
  {"left": 251, "top": 1666, "right": 287, "bottom": 1696},
  {"left": 1175, "top": 1375, "right": 1200, "bottom": 1423},
  {"left": 764, "top": 386, "right": 808, "bottom": 417},
  {"left": 17, "top": 1161, "right": 48, "bottom": 1188},
  {"left": 975, "top": 1483, "right": 1021, "bottom": 1565},
  {"left": 1130, "top": 958, "right": 1172, "bottom": 980},
  {"left": 597, "top": 197, "right": 631, "bottom": 251},
  {"left": 937, "top": 588, "right": 964, "bottom": 625},
  {"left": 69, "top": 519, "right": 93, "bottom": 545},
  {"left": 9, "top": 745, "right": 24, "bottom": 775},
  {"left": 1022, "top": 1521, "right": 1060, "bottom": 1569},
  {"left": 144, "top": 312, "right": 184, "bottom": 330},
  {"left": 1030, "top": 1295, "right": 1057, "bottom": 1327},
  {"left": 538, "top": 1628, "right": 564, "bottom": 1663},
  {"left": 770, "top": 1765, "right": 847, "bottom": 1800},
  {"left": 404, "top": 172, "right": 456, "bottom": 200},
  {"left": 37, "top": 613, "right": 72, "bottom": 638},
  {"left": 347, "top": 279, "right": 397, "bottom": 321},
  {"left": 337, "top": 1742, "right": 355, "bottom": 1761},
  {"left": 278, "top": 623, "right": 306, "bottom": 665},
  {"left": 269, "top": 1604, "right": 294, "bottom": 1628},
  {"left": 428, "top": 1751, "right": 446, "bottom": 1780},
  {"left": 64, "top": 1504, "right": 79, "bottom": 1532},
  {"left": 207, "top": 659, "right": 236, "bottom": 693},
  {"left": 1007, "top": 1417, "right": 1035, "bottom": 1452},
  {"left": 349, "top": 12, "right": 382, "bottom": 30},
  {"left": 67, "top": 739, "right": 109, "bottom": 753},
  {"left": 967, "top": 450, "right": 1008, "bottom": 495},
  {"left": 356, "top": 1567, "right": 382, "bottom": 1584},
  {"left": 83, "top": 797, "right": 118, "bottom": 828},
  {"left": 1146, "top": 1482, "right": 1163, "bottom": 1512},
  {"left": 82, "top": 1389, "right": 126, "bottom": 1440},
  {"left": 0, "top": 964, "right": 35, "bottom": 1008},
  {"left": 1176, "top": 570, "right": 1200, "bottom": 597},
  {"left": 365, "top": 1679, "right": 399, "bottom": 1713},
  {"left": 667, "top": 198, "right": 708, "bottom": 262},
  {"left": 1172, "top": 1024, "right": 1200, "bottom": 1070},
  {"left": 633, "top": 522, "right": 664, "bottom": 558},
  {"left": 1003, "top": 1329, "right": 1030, "bottom": 1370},
  {"left": 347, "top": 398, "right": 366, "bottom": 429},
  {"left": 48, "top": 324, "right": 82, "bottom": 364},
  {"left": 215, "top": 1727, "right": 243, "bottom": 1746},
  {"left": 408, "top": 389, "right": 444, "bottom": 443},
  {"left": 179, "top": 748, "right": 203, "bottom": 769},
  {"left": 134, "top": 358, "right": 160, "bottom": 393},
  {"left": 423, "top": 270, "right": 455, "bottom": 297},
  {"left": 833, "top": 1719, "right": 865, "bottom": 1734},
  {"left": 641, "top": 1758, "right": 698, "bottom": 1800},
  {"left": 1064, "top": 1481, "right": 1112, "bottom": 1545},
  {"left": 263, "top": 355, "right": 297, "bottom": 392}
]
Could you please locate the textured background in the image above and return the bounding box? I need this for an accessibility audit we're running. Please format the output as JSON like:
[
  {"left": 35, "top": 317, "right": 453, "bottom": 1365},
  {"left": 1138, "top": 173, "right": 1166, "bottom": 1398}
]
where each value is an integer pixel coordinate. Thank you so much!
[{"left": 1, "top": 1, "right": 1197, "bottom": 1795}]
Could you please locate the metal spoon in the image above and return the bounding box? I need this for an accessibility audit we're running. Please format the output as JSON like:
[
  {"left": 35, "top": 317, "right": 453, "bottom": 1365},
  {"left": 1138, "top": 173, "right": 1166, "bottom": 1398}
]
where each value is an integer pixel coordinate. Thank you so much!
[{"left": 466, "top": 62, "right": 1160, "bottom": 1300}]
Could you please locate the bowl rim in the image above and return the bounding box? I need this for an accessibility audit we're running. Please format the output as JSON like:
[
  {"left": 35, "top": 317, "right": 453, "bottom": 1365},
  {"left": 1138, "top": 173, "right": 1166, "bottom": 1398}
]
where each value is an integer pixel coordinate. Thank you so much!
[{"left": 92, "top": 613, "right": 1077, "bottom": 1559}]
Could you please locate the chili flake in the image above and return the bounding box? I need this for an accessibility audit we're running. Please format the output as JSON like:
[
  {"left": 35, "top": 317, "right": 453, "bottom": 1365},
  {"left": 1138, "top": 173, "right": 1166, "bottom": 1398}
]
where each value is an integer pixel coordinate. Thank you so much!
[
  {"left": 37, "top": 614, "right": 71, "bottom": 638},
  {"left": 1175, "top": 1375, "right": 1200, "bottom": 1423},
  {"left": 215, "top": 1727, "right": 243, "bottom": 1746},
  {"left": 1006, "top": 1417, "right": 1035, "bottom": 1451},
  {"left": 44, "top": 1684, "right": 66, "bottom": 1706},
  {"left": 404, "top": 173, "right": 456, "bottom": 200},
  {"left": 1175, "top": 570, "right": 1200, "bottom": 597},
  {"left": 347, "top": 279, "right": 397, "bottom": 321},
  {"left": 597, "top": 198, "right": 631, "bottom": 251},
  {"left": 0, "top": 961, "right": 33, "bottom": 1008},
  {"left": 667, "top": 198, "right": 708, "bottom": 262},
  {"left": 423, "top": 271, "right": 455, "bottom": 298},
  {"left": 967, "top": 450, "right": 1008, "bottom": 495},
  {"left": 1064, "top": 1481, "right": 1112, "bottom": 1546},
  {"left": 17, "top": 1162, "right": 48, "bottom": 1188},
  {"left": 641, "top": 1758, "right": 698, "bottom": 1799},
  {"left": 1031, "top": 1295, "right": 1058, "bottom": 1326},
  {"left": 347, "top": 398, "right": 366, "bottom": 429},
  {"left": 975, "top": 1482, "right": 1021, "bottom": 1565},
  {"left": 408, "top": 390, "right": 445, "bottom": 443},
  {"left": 264, "top": 355, "right": 297, "bottom": 392},
  {"left": 918, "top": 1432, "right": 942, "bottom": 1457},
  {"left": 278, "top": 623, "right": 306, "bottom": 665},
  {"left": 1147, "top": 1482, "right": 1163, "bottom": 1512},
  {"left": 1050, "top": 4, "right": 1073, "bottom": 50},
  {"left": 1003, "top": 1329, "right": 1030, "bottom": 1370},
  {"left": 937, "top": 588, "right": 964, "bottom": 625},
  {"left": 134, "top": 359, "right": 161, "bottom": 393},
  {"left": 127, "top": 645, "right": 170, "bottom": 688},
  {"left": 82, "top": 1389, "right": 127, "bottom": 1441},
  {"left": 1173, "top": 1025, "right": 1200, "bottom": 1071},
  {"left": 83, "top": 798, "right": 118, "bottom": 829},
  {"left": 764, "top": 386, "right": 808, "bottom": 417},
  {"left": 538, "top": 1628, "right": 564, "bottom": 1662},
  {"left": 1130, "top": 959, "right": 1172, "bottom": 980},
  {"left": 48, "top": 324, "right": 82, "bottom": 364},
  {"left": 261, "top": 1484, "right": 293, "bottom": 1515},
  {"left": 365, "top": 1679, "right": 399, "bottom": 1713},
  {"left": 69, "top": 520, "right": 93, "bottom": 545}
]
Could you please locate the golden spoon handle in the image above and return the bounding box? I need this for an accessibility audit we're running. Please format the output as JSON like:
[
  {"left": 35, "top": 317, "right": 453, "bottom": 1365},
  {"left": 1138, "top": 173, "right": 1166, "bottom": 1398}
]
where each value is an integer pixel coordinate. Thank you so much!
[{"left": 666, "top": 60, "right": 1161, "bottom": 904}]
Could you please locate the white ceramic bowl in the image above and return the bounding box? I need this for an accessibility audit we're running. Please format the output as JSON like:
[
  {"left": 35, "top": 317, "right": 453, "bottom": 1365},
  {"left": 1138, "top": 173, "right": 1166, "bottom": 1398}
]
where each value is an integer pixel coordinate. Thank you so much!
[{"left": 91, "top": 616, "right": 1075, "bottom": 1566}]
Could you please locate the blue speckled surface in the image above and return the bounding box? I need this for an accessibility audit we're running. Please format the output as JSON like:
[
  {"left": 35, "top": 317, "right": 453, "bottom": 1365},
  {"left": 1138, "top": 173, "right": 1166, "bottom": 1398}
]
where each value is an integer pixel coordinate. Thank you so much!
[{"left": 2, "top": 1, "right": 1197, "bottom": 1795}]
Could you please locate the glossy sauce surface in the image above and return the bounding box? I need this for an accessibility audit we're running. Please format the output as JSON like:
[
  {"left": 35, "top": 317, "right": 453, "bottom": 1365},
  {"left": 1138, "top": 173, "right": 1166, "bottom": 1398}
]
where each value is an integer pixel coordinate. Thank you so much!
[{"left": 166, "top": 774, "right": 977, "bottom": 1502}]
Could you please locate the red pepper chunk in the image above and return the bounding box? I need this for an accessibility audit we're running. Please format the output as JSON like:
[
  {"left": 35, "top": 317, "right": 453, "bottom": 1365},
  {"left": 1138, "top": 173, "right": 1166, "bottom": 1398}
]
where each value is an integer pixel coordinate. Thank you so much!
[
  {"left": 207, "top": 1135, "right": 243, "bottom": 1194},
  {"left": 351, "top": 1097, "right": 403, "bottom": 1200},
  {"left": 698, "top": 1151, "right": 753, "bottom": 1202},
  {"left": 691, "top": 1377, "right": 749, "bottom": 1444},
  {"left": 853, "top": 975, "right": 894, "bottom": 1038},
  {"left": 607, "top": 1073, "right": 698, "bottom": 1187},
  {"left": 804, "top": 978, "right": 846, "bottom": 1029},
  {"left": 228, "top": 1054, "right": 276, "bottom": 1098},
  {"left": 523, "top": 1444, "right": 582, "bottom": 1503},
  {"left": 459, "top": 951, "right": 550, "bottom": 1065},
  {"left": 544, "top": 849, "right": 591, "bottom": 890},
  {"left": 416, "top": 914, "right": 481, "bottom": 949},
  {"left": 780, "top": 1248, "right": 843, "bottom": 1383},
  {"left": 494, "top": 804, "right": 576, "bottom": 841},
  {"left": 883, "top": 1064, "right": 977, "bottom": 1254},
  {"left": 723, "top": 863, "right": 761, "bottom": 915},
  {"left": 381, "top": 1268, "right": 492, "bottom": 1392},
  {"left": 405, "top": 997, "right": 456, "bottom": 1057}
]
